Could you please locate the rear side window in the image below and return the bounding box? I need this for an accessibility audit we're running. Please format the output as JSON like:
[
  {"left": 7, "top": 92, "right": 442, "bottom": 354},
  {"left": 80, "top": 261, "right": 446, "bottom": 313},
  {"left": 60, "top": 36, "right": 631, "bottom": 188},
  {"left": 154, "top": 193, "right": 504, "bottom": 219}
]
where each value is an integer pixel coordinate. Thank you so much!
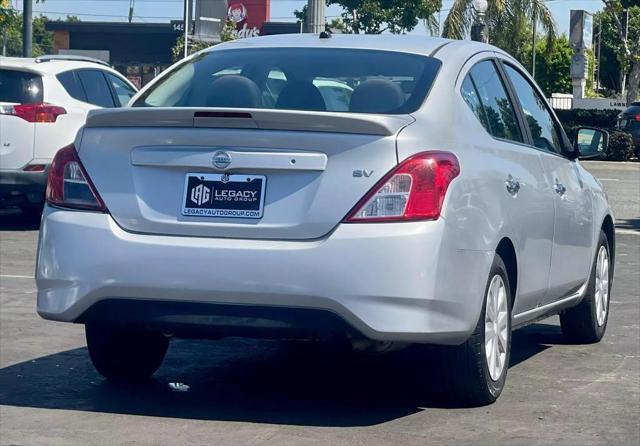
[
  {"left": 461, "top": 75, "right": 490, "bottom": 131},
  {"left": 133, "top": 48, "right": 442, "bottom": 114},
  {"left": 463, "top": 60, "right": 523, "bottom": 143},
  {"left": 57, "top": 70, "right": 87, "bottom": 102},
  {"left": 0, "top": 69, "right": 43, "bottom": 103},
  {"left": 503, "top": 64, "right": 563, "bottom": 154},
  {"left": 77, "top": 70, "right": 115, "bottom": 108},
  {"left": 106, "top": 73, "right": 136, "bottom": 106}
]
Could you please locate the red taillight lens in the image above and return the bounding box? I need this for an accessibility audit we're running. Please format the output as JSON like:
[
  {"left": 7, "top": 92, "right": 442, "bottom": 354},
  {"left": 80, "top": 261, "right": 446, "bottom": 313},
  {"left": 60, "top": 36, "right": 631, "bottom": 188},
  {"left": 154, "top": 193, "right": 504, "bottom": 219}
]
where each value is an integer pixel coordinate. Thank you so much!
[
  {"left": 344, "top": 151, "right": 460, "bottom": 223},
  {"left": 2, "top": 103, "right": 67, "bottom": 123},
  {"left": 635, "top": 114, "right": 640, "bottom": 121},
  {"left": 46, "top": 145, "right": 107, "bottom": 212}
]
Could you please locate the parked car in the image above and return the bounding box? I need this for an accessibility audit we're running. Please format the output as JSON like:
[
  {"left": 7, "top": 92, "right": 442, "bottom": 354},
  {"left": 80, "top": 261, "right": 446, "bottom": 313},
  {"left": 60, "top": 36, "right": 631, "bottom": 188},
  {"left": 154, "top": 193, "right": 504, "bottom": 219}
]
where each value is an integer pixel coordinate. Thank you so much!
[
  {"left": 36, "top": 35, "right": 615, "bottom": 405},
  {"left": 0, "top": 55, "right": 137, "bottom": 213},
  {"left": 617, "top": 102, "right": 640, "bottom": 152}
]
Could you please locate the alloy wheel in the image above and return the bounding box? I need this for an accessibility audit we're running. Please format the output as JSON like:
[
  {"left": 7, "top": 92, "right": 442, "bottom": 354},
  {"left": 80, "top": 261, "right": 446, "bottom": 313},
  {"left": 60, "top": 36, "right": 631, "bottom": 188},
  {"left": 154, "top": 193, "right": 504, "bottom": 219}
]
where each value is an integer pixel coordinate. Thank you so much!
[
  {"left": 484, "top": 274, "right": 509, "bottom": 381},
  {"left": 595, "top": 246, "right": 610, "bottom": 327}
]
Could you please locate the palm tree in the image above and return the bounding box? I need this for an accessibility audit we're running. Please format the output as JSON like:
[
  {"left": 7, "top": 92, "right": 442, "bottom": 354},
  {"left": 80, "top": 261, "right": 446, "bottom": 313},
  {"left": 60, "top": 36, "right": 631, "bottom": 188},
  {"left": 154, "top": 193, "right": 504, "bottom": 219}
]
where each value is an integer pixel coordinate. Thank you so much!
[{"left": 442, "top": 0, "right": 557, "bottom": 57}]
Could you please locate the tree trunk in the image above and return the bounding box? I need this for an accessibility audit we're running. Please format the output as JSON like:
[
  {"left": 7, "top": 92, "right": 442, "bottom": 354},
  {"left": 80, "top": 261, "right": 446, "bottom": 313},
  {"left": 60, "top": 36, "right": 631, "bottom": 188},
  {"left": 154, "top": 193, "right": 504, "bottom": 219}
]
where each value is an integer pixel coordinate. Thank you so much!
[{"left": 628, "top": 60, "right": 640, "bottom": 105}]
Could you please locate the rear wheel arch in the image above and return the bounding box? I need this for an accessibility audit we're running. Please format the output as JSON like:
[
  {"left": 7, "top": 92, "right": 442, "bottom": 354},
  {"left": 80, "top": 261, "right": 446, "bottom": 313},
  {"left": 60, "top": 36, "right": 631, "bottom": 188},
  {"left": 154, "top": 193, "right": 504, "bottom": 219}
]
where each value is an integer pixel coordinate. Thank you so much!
[
  {"left": 601, "top": 214, "right": 615, "bottom": 277},
  {"left": 496, "top": 238, "right": 518, "bottom": 306}
]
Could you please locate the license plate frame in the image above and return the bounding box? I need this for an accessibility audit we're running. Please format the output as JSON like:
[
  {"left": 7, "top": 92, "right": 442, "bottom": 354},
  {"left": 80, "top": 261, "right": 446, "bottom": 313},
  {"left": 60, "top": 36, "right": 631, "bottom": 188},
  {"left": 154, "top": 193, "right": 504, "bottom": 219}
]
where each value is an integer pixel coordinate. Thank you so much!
[{"left": 181, "top": 173, "right": 266, "bottom": 219}]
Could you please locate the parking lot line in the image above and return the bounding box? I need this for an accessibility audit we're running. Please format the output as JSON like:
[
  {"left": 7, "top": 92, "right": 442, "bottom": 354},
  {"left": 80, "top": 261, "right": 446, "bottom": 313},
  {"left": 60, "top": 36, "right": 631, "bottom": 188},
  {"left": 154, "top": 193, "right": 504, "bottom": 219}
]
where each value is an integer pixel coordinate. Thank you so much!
[{"left": 0, "top": 274, "right": 35, "bottom": 279}]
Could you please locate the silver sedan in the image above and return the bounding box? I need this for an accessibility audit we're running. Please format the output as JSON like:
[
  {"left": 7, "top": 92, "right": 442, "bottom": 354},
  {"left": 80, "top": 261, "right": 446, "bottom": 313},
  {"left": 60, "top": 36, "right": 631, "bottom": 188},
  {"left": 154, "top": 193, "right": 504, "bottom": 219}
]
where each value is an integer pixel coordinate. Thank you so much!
[{"left": 36, "top": 34, "right": 615, "bottom": 405}]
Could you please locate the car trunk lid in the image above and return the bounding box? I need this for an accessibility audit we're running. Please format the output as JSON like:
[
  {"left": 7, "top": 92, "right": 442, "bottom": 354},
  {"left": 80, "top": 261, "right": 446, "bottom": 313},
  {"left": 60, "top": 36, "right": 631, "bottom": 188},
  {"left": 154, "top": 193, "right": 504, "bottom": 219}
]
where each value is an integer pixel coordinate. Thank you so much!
[{"left": 79, "top": 108, "right": 411, "bottom": 240}]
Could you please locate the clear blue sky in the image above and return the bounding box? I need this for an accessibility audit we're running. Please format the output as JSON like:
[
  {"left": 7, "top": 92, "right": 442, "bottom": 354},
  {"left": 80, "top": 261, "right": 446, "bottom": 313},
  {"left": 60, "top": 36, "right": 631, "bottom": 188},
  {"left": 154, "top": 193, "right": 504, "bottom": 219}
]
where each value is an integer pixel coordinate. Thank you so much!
[{"left": 12, "top": 0, "right": 606, "bottom": 35}]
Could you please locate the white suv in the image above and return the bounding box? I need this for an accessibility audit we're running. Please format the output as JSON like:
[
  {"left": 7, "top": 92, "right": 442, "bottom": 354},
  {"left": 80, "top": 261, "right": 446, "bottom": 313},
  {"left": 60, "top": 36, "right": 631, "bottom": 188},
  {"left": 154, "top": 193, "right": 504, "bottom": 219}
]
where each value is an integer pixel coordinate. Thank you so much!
[{"left": 0, "top": 55, "right": 137, "bottom": 213}]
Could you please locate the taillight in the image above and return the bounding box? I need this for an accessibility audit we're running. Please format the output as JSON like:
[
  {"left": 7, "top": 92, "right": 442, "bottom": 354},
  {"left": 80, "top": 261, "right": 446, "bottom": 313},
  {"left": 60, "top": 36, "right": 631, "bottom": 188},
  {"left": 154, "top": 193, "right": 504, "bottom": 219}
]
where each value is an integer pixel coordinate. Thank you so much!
[
  {"left": 344, "top": 151, "right": 460, "bottom": 223},
  {"left": 635, "top": 114, "right": 640, "bottom": 121},
  {"left": 0, "top": 103, "right": 66, "bottom": 122},
  {"left": 46, "top": 145, "right": 107, "bottom": 212}
]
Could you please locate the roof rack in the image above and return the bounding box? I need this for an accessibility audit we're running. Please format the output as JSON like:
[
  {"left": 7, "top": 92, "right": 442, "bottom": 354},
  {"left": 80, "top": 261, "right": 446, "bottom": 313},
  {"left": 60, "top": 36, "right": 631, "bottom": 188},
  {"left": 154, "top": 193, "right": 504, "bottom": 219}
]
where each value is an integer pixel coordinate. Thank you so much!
[{"left": 34, "top": 55, "right": 111, "bottom": 67}]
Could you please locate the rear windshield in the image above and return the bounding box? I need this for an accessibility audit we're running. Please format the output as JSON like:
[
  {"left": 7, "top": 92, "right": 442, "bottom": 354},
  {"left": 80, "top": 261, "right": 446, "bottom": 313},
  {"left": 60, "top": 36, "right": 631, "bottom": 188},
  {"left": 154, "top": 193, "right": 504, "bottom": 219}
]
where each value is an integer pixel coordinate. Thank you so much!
[
  {"left": 0, "top": 69, "right": 43, "bottom": 103},
  {"left": 133, "top": 48, "right": 441, "bottom": 114}
]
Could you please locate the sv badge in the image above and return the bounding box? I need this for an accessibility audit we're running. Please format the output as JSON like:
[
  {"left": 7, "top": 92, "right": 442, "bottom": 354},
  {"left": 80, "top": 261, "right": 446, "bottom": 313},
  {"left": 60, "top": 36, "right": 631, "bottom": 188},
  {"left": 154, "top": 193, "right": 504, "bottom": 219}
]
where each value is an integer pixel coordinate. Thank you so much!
[{"left": 353, "top": 169, "right": 374, "bottom": 178}]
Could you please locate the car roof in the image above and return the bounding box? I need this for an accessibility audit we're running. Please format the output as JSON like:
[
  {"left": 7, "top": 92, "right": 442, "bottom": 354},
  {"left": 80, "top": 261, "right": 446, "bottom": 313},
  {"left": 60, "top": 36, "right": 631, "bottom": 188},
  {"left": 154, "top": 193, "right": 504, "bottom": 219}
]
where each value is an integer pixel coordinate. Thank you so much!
[
  {"left": 0, "top": 56, "right": 121, "bottom": 76},
  {"left": 210, "top": 33, "right": 495, "bottom": 59}
]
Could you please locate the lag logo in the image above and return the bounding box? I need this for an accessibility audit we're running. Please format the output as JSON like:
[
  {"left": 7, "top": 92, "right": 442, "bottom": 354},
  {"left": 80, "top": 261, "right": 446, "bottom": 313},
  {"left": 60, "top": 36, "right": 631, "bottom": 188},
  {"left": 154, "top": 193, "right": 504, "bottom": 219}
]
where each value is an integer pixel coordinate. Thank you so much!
[{"left": 190, "top": 183, "right": 211, "bottom": 206}]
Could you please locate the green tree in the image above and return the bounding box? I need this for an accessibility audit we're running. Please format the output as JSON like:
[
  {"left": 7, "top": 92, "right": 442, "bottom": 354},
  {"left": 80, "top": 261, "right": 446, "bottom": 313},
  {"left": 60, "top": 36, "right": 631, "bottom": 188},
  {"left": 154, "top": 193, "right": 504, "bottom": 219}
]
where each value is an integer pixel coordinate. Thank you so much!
[
  {"left": 443, "top": 0, "right": 556, "bottom": 52},
  {"left": 1, "top": 13, "right": 54, "bottom": 57},
  {"left": 171, "top": 36, "right": 210, "bottom": 62},
  {"left": 525, "top": 35, "right": 573, "bottom": 96},
  {"left": 297, "top": 1, "right": 441, "bottom": 34},
  {"left": 329, "top": 0, "right": 441, "bottom": 34},
  {"left": 601, "top": 1, "right": 640, "bottom": 104}
]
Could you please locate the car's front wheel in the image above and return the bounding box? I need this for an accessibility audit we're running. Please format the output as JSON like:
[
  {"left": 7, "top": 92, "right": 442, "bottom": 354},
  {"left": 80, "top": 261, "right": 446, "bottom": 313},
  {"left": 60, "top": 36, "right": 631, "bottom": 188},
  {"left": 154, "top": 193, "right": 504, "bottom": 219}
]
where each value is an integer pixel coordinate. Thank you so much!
[
  {"left": 85, "top": 324, "right": 169, "bottom": 380},
  {"left": 560, "top": 230, "right": 612, "bottom": 343},
  {"left": 442, "top": 254, "right": 512, "bottom": 405}
]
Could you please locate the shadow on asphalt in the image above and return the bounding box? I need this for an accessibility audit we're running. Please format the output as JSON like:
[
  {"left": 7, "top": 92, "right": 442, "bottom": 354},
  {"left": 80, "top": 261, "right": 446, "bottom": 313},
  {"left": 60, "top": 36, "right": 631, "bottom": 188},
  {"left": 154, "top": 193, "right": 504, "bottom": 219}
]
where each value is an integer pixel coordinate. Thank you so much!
[
  {"left": 0, "top": 323, "right": 563, "bottom": 426},
  {"left": 0, "top": 208, "right": 41, "bottom": 231},
  {"left": 616, "top": 218, "right": 640, "bottom": 231}
]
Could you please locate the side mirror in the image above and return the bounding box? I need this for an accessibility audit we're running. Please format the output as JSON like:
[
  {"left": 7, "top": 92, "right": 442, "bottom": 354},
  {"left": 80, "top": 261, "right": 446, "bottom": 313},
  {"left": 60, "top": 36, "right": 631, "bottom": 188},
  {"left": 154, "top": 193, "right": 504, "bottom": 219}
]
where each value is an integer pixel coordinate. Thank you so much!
[{"left": 574, "top": 127, "right": 609, "bottom": 160}]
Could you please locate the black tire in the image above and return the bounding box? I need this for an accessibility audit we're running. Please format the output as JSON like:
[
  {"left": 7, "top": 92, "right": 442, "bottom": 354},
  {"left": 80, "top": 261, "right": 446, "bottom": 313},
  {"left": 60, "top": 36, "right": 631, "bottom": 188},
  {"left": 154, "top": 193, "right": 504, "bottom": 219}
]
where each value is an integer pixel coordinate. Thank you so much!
[
  {"left": 560, "top": 230, "right": 611, "bottom": 344},
  {"left": 85, "top": 324, "right": 169, "bottom": 380},
  {"left": 440, "top": 254, "right": 512, "bottom": 406}
]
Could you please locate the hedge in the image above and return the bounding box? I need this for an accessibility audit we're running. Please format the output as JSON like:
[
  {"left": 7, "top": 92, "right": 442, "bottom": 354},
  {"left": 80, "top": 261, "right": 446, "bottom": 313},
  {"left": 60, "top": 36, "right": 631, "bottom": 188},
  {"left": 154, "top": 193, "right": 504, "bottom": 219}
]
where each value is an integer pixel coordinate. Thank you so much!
[
  {"left": 605, "top": 131, "right": 635, "bottom": 161},
  {"left": 555, "top": 109, "right": 620, "bottom": 130}
]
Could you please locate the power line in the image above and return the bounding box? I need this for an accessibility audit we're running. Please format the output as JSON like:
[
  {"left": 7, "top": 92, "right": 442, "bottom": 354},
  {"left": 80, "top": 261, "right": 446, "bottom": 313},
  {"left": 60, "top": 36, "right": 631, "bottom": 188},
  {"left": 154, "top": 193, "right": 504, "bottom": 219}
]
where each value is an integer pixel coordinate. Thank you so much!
[{"left": 15, "top": 9, "right": 182, "bottom": 19}]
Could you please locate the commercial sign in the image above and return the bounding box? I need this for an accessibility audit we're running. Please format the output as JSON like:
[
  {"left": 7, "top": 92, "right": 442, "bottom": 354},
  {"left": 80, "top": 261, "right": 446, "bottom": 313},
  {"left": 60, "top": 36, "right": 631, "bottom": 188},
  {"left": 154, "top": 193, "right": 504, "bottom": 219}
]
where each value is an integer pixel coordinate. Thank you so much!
[
  {"left": 180, "top": 1, "right": 272, "bottom": 42},
  {"left": 573, "top": 98, "right": 628, "bottom": 112},
  {"left": 570, "top": 10, "right": 593, "bottom": 50},
  {"left": 228, "top": 1, "right": 270, "bottom": 39}
]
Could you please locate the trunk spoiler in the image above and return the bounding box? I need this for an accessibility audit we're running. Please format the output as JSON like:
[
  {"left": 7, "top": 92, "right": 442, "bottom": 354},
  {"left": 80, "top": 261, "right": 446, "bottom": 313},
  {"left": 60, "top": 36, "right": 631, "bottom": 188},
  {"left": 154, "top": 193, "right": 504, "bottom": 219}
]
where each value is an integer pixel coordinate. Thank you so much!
[{"left": 85, "top": 107, "right": 413, "bottom": 137}]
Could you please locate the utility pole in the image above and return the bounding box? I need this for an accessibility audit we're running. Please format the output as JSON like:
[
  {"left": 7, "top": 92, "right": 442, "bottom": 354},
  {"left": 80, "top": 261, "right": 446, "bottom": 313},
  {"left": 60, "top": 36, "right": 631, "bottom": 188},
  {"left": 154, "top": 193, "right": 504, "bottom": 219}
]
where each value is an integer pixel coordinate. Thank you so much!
[
  {"left": 128, "top": 0, "right": 135, "bottom": 23},
  {"left": 305, "top": 0, "right": 325, "bottom": 34},
  {"left": 22, "top": 0, "right": 32, "bottom": 57},
  {"left": 596, "top": 18, "right": 602, "bottom": 93},
  {"left": 532, "top": 10, "right": 537, "bottom": 80},
  {"left": 183, "top": 0, "right": 191, "bottom": 59},
  {"left": 620, "top": 8, "right": 629, "bottom": 96}
]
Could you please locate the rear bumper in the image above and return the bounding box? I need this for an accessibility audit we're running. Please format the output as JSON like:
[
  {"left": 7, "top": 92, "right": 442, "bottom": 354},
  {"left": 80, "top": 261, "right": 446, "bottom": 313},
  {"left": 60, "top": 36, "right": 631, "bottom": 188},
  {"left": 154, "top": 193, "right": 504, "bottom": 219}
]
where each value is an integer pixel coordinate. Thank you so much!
[
  {"left": 0, "top": 167, "right": 48, "bottom": 207},
  {"left": 36, "top": 207, "right": 493, "bottom": 344}
]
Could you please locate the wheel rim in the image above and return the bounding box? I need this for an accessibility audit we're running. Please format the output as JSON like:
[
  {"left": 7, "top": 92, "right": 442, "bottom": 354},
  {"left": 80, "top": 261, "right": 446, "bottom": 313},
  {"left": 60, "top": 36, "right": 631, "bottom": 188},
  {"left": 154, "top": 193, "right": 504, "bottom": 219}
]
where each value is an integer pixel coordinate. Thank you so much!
[
  {"left": 485, "top": 274, "right": 509, "bottom": 381},
  {"left": 595, "top": 245, "right": 610, "bottom": 327}
]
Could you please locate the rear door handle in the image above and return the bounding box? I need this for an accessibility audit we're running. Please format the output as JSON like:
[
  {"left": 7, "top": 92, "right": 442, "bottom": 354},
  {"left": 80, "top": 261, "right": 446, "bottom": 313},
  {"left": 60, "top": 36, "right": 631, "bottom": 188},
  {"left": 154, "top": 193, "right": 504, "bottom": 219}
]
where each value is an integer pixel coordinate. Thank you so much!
[
  {"left": 505, "top": 175, "right": 520, "bottom": 196},
  {"left": 554, "top": 180, "right": 566, "bottom": 197}
]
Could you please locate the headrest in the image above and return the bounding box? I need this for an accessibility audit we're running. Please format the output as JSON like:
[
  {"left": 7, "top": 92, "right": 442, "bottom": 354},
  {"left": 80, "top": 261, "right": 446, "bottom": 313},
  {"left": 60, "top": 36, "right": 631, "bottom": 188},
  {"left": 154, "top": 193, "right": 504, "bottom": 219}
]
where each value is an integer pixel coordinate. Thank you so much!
[
  {"left": 275, "top": 80, "right": 326, "bottom": 111},
  {"left": 205, "top": 75, "right": 262, "bottom": 108},
  {"left": 349, "top": 79, "right": 405, "bottom": 113}
]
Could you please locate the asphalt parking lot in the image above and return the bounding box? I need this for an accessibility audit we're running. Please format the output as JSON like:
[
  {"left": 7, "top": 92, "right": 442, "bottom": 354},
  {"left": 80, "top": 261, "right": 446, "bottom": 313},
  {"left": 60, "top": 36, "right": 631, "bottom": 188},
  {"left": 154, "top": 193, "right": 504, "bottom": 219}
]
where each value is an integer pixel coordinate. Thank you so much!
[{"left": 0, "top": 161, "right": 638, "bottom": 446}]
